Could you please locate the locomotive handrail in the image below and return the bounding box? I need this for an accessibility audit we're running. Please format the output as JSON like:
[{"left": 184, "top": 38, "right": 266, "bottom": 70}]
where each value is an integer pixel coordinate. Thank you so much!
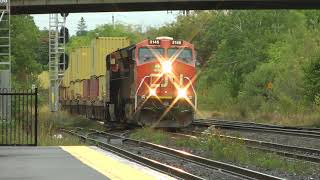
[
  {"left": 184, "top": 76, "right": 197, "bottom": 110},
  {"left": 135, "top": 75, "right": 150, "bottom": 110}
]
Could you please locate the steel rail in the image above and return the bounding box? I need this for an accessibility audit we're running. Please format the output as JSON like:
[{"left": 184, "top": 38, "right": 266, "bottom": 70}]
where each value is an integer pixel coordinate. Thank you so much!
[
  {"left": 60, "top": 129, "right": 203, "bottom": 180},
  {"left": 193, "top": 121, "right": 320, "bottom": 138},
  {"left": 84, "top": 129, "right": 282, "bottom": 180},
  {"left": 61, "top": 128, "right": 204, "bottom": 180},
  {"left": 173, "top": 131, "right": 320, "bottom": 164},
  {"left": 197, "top": 119, "right": 320, "bottom": 132}
]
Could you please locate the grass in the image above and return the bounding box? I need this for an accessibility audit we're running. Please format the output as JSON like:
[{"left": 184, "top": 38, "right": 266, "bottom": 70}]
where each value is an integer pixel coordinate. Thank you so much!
[
  {"left": 38, "top": 106, "right": 104, "bottom": 146},
  {"left": 129, "top": 128, "right": 169, "bottom": 144},
  {"left": 130, "top": 128, "right": 316, "bottom": 175},
  {"left": 0, "top": 121, "right": 36, "bottom": 145},
  {"left": 0, "top": 105, "right": 105, "bottom": 146}
]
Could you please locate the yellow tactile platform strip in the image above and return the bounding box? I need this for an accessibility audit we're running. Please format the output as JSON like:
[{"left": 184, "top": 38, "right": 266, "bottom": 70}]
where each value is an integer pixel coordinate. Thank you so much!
[{"left": 61, "top": 146, "right": 175, "bottom": 180}]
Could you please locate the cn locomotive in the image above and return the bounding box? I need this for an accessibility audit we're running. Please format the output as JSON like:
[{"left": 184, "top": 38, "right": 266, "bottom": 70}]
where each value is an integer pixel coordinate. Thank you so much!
[{"left": 60, "top": 36, "right": 197, "bottom": 128}]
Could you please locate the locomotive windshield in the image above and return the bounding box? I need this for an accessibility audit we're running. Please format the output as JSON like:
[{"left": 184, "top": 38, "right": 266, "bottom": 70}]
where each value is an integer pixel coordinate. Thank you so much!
[
  {"left": 138, "top": 47, "right": 164, "bottom": 63},
  {"left": 168, "top": 48, "right": 193, "bottom": 64}
]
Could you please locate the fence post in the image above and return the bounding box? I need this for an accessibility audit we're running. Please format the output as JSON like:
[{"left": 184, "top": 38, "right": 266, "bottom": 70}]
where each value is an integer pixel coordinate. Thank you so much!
[{"left": 34, "top": 88, "right": 38, "bottom": 146}]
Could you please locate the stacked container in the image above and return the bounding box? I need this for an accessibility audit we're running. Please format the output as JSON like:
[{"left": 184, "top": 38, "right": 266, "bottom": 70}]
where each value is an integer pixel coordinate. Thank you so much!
[
  {"left": 82, "top": 80, "right": 90, "bottom": 100},
  {"left": 90, "top": 37, "right": 130, "bottom": 101},
  {"left": 61, "top": 68, "right": 70, "bottom": 88},
  {"left": 91, "top": 37, "right": 130, "bottom": 77},
  {"left": 89, "top": 78, "right": 99, "bottom": 99},
  {"left": 69, "top": 49, "right": 77, "bottom": 83},
  {"left": 60, "top": 37, "right": 130, "bottom": 102},
  {"left": 78, "top": 47, "right": 91, "bottom": 80},
  {"left": 60, "top": 68, "right": 70, "bottom": 100},
  {"left": 69, "top": 82, "right": 75, "bottom": 99},
  {"left": 98, "top": 76, "right": 106, "bottom": 100}
]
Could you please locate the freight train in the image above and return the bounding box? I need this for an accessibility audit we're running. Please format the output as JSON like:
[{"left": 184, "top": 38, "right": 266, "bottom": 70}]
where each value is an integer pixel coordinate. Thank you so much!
[{"left": 60, "top": 36, "right": 197, "bottom": 128}]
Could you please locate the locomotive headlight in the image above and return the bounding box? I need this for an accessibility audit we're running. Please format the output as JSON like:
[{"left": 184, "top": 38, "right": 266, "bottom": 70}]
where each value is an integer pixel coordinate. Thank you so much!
[
  {"left": 149, "top": 88, "right": 157, "bottom": 96},
  {"left": 177, "top": 88, "right": 187, "bottom": 99},
  {"left": 162, "top": 61, "right": 172, "bottom": 74}
]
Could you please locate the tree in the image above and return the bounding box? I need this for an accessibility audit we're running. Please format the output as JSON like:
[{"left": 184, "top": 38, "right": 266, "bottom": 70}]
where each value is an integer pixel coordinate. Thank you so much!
[
  {"left": 76, "top": 17, "right": 88, "bottom": 36},
  {"left": 38, "top": 29, "right": 49, "bottom": 68},
  {"left": 304, "top": 57, "right": 320, "bottom": 103},
  {"left": 11, "top": 15, "right": 42, "bottom": 88}
]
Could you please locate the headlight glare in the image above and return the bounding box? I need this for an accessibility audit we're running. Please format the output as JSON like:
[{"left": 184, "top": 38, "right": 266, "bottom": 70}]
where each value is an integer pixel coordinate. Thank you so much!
[
  {"left": 162, "top": 61, "right": 172, "bottom": 73},
  {"left": 149, "top": 88, "right": 157, "bottom": 96},
  {"left": 177, "top": 88, "right": 187, "bottom": 99}
]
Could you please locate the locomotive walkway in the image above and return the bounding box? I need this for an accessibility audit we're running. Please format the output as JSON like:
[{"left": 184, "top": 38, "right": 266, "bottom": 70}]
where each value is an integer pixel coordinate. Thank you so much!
[{"left": 0, "top": 146, "right": 174, "bottom": 180}]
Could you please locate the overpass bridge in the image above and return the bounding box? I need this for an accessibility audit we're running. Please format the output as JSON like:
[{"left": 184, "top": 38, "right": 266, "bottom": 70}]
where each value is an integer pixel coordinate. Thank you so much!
[{"left": 7, "top": 0, "right": 320, "bottom": 14}]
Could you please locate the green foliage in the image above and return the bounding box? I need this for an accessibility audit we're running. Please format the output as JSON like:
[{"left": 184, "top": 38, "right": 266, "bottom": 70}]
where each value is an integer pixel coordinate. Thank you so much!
[
  {"left": 130, "top": 128, "right": 169, "bottom": 144},
  {"left": 37, "top": 30, "right": 49, "bottom": 68},
  {"left": 11, "top": 15, "right": 43, "bottom": 89},
  {"left": 38, "top": 106, "right": 102, "bottom": 145},
  {"left": 304, "top": 56, "right": 320, "bottom": 103}
]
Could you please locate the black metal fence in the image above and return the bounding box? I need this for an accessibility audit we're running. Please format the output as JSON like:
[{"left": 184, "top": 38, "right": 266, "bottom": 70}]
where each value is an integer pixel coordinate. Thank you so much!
[{"left": 0, "top": 88, "right": 38, "bottom": 146}]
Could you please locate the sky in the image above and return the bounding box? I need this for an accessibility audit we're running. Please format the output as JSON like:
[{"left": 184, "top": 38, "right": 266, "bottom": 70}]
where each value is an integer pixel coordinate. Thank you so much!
[{"left": 32, "top": 11, "right": 179, "bottom": 35}]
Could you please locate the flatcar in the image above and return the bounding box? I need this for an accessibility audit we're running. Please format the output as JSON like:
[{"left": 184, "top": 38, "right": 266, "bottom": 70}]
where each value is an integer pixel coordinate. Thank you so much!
[{"left": 60, "top": 36, "right": 197, "bottom": 128}]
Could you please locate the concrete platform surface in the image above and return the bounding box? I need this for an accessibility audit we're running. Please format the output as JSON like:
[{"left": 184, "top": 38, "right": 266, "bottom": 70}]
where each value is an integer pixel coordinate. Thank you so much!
[{"left": 0, "top": 146, "right": 175, "bottom": 180}]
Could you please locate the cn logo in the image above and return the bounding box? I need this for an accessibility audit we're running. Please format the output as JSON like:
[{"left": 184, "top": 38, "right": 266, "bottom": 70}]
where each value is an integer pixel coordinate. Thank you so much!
[{"left": 150, "top": 74, "right": 184, "bottom": 88}]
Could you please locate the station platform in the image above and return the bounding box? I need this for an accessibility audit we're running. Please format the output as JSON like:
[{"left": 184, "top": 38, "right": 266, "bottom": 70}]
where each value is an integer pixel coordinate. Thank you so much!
[{"left": 0, "top": 146, "right": 175, "bottom": 180}]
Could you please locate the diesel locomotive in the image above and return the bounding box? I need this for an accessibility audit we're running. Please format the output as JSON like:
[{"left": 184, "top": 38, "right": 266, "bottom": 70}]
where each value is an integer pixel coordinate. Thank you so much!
[{"left": 60, "top": 36, "right": 197, "bottom": 128}]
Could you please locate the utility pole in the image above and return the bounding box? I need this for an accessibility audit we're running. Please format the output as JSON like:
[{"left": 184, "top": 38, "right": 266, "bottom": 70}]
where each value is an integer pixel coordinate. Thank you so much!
[
  {"left": 0, "top": 0, "right": 11, "bottom": 91},
  {"left": 0, "top": 0, "right": 11, "bottom": 119},
  {"left": 112, "top": 14, "right": 115, "bottom": 29}
]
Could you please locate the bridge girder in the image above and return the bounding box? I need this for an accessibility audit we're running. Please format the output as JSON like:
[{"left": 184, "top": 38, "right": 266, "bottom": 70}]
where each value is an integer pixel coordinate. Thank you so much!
[{"left": 8, "top": 0, "right": 320, "bottom": 14}]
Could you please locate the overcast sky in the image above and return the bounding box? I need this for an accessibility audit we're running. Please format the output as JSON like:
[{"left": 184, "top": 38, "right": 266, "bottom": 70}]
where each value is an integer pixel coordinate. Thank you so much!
[{"left": 32, "top": 11, "right": 179, "bottom": 35}]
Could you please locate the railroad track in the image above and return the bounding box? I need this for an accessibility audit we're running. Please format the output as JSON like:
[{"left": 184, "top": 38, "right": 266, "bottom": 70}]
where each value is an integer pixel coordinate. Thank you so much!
[
  {"left": 61, "top": 128, "right": 282, "bottom": 180},
  {"left": 194, "top": 119, "right": 320, "bottom": 138},
  {"left": 174, "top": 130, "right": 320, "bottom": 164},
  {"left": 197, "top": 119, "right": 320, "bottom": 131}
]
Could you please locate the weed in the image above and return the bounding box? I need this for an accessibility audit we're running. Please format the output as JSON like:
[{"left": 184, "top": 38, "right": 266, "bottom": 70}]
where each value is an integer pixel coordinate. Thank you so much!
[
  {"left": 130, "top": 128, "right": 170, "bottom": 144},
  {"left": 198, "top": 134, "right": 314, "bottom": 175},
  {"left": 38, "top": 106, "right": 102, "bottom": 146}
]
